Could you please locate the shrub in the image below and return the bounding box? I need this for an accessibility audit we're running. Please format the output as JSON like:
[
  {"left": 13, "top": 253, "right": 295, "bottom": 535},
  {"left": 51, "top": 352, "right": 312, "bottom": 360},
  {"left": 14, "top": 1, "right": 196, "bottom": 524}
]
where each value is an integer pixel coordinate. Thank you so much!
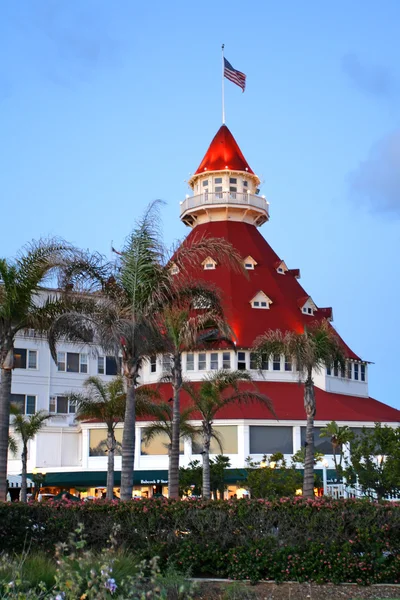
[{"left": 0, "top": 497, "right": 399, "bottom": 584}]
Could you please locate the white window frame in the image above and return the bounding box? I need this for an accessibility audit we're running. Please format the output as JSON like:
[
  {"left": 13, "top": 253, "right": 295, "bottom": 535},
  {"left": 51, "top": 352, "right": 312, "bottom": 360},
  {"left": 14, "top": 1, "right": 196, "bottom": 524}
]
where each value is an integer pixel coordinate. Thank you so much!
[
  {"left": 97, "top": 356, "right": 105, "bottom": 374},
  {"left": 150, "top": 356, "right": 157, "bottom": 374},
  {"left": 237, "top": 351, "right": 246, "bottom": 370},
  {"left": 49, "top": 395, "right": 75, "bottom": 415},
  {"left": 273, "top": 354, "right": 281, "bottom": 371},
  {"left": 80, "top": 353, "right": 88, "bottom": 374},
  {"left": 198, "top": 352, "right": 207, "bottom": 370},
  {"left": 222, "top": 352, "right": 231, "bottom": 369},
  {"left": 284, "top": 356, "right": 292, "bottom": 371},
  {"left": 186, "top": 353, "right": 195, "bottom": 371},
  {"left": 57, "top": 352, "right": 88, "bottom": 374},
  {"left": 27, "top": 350, "right": 38, "bottom": 370},
  {"left": 57, "top": 351, "right": 66, "bottom": 372},
  {"left": 210, "top": 352, "right": 219, "bottom": 370}
]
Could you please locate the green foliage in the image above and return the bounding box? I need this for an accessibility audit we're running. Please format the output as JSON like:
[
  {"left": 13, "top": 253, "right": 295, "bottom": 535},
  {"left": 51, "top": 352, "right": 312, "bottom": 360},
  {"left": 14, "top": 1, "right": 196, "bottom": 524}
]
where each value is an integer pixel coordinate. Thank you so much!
[
  {"left": 0, "top": 498, "right": 400, "bottom": 585},
  {"left": 244, "top": 454, "right": 303, "bottom": 499},
  {"left": 319, "top": 421, "right": 354, "bottom": 471},
  {"left": 179, "top": 455, "right": 231, "bottom": 497},
  {"left": 0, "top": 523, "right": 196, "bottom": 599},
  {"left": 344, "top": 424, "right": 400, "bottom": 499}
]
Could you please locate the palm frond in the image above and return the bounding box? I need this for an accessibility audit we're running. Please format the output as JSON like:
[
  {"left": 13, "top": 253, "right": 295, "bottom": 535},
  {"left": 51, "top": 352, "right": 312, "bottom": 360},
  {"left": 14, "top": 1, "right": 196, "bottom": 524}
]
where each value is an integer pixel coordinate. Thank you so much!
[{"left": 8, "top": 435, "right": 18, "bottom": 456}]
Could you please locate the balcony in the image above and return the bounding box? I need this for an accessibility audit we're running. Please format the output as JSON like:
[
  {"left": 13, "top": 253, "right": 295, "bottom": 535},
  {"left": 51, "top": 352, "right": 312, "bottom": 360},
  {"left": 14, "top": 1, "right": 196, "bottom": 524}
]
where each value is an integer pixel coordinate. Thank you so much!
[{"left": 180, "top": 191, "right": 269, "bottom": 227}]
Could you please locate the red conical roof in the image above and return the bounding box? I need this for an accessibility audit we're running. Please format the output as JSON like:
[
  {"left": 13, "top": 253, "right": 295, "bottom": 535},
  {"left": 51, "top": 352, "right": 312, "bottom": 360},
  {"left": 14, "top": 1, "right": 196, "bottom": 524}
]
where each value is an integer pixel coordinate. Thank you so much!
[{"left": 194, "top": 125, "right": 255, "bottom": 175}]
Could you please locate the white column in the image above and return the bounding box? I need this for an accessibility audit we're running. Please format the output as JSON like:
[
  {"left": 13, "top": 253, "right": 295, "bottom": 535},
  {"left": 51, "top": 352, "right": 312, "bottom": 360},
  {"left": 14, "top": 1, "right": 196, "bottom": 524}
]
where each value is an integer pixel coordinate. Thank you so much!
[
  {"left": 293, "top": 426, "right": 301, "bottom": 453},
  {"left": 238, "top": 424, "right": 250, "bottom": 468},
  {"left": 81, "top": 429, "right": 89, "bottom": 469}
]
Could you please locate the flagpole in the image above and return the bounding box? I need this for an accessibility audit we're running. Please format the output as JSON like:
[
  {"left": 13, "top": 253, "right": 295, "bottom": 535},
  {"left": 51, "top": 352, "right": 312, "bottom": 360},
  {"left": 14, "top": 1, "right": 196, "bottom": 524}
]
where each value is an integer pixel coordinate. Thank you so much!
[{"left": 221, "top": 44, "right": 225, "bottom": 124}]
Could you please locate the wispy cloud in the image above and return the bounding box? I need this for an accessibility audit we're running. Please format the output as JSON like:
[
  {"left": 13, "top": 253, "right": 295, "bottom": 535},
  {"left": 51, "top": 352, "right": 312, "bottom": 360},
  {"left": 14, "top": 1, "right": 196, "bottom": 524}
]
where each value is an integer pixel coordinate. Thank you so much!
[
  {"left": 348, "top": 130, "right": 400, "bottom": 216},
  {"left": 342, "top": 53, "right": 395, "bottom": 98}
]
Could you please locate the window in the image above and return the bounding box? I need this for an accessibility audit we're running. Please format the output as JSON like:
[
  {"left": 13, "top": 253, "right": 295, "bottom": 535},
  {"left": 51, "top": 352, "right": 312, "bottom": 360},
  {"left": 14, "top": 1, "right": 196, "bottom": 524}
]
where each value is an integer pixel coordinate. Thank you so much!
[
  {"left": 250, "top": 426, "right": 293, "bottom": 454},
  {"left": 222, "top": 352, "right": 231, "bottom": 369},
  {"left": 243, "top": 180, "right": 248, "bottom": 187},
  {"left": 10, "top": 394, "right": 36, "bottom": 415},
  {"left": 307, "top": 307, "right": 312, "bottom": 314},
  {"left": 150, "top": 356, "right": 157, "bottom": 374},
  {"left": 49, "top": 395, "right": 74, "bottom": 414},
  {"left": 334, "top": 364, "right": 339, "bottom": 377},
  {"left": 238, "top": 351, "right": 246, "bottom": 370},
  {"left": 278, "top": 267, "right": 284, "bottom": 273},
  {"left": 97, "top": 356, "right": 105, "bottom": 374},
  {"left": 260, "top": 301, "right": 267, "bottom": 307},
  {"left": 186, "top": 353, "right": 194, "bottom": 371},
  {"left": 57, "top": 352, "right": 88, "bottom": 374},
  {"left": 57, "top": 352, "right": 66, "bottom": 371},
  {"left": 141, "top": 430, "right": 184, "bottom": 456},
  {"left": 301, "top": 427, "right": 340, "bottom": 455},
  {"left": 361, "top": 364, "right": 366, "bottom": 381},
  {"left": 192, "top": 425, "right": 238, "bottom": 454},
  {"left": 245, "top": 263, "right": 254, "bottom": 270},
  {"left": 273, "top": 354, "right": 281, "bottom": 371},
  {"left": 327, "top": 365, "right": 331, "bottom": 375},
  {"left": 90, "top": 429, "right": 123, "bottom": 457},
  {"left": 210, "top": 353, "right": 218, "bottom": 370},
  {"left": 284, "top": 356, "right": 292, "bottom": 371},
  {"left": 215, "top": 186, "right": 223, "bottom": 198},
  {"left": 215, "top": 177, "right": 222, "bottom": 184},
  {"left": 229, "top": 178, "right": 237, "bottom": 184},
  {"left": 346, "top": 363, "right": 352, "bottom": 379},
  {"left": 198, "top": 353, "right": 206, "bottom": 370},
  {"left": 354, "top": 363, "right": 359, "bottom": 380},
  {"left": 205, "top": 262, "right": 215, "bottom": 270},
  {"left": 80, "top": 354, "right": 88, "bottom": 374},
  {"left": 253, "top": 301, "right": 260, "bottom": 307},
  {"left": 13, "top": 349, "right": 37, "bottom": 370},
  {"left": 229, "top": 186, "right": 237, "bottom": 193},
  {"left": 251, "top": 293, "right": 271, "bottom": 309},
  {"left": 202, "top": 180, "right": 208, "bottom": 187},
  {"left": 215, "top": 186, "right": 222, "bottom": 192},
  {"left": 202, "top": 257, "right": 217, "bottom": 271},
  {"left": 250, "top": 353, "right": 268, "bottom": 370},
  {"left": 162, "top": 355, "right": 172, "bottom": 372}
]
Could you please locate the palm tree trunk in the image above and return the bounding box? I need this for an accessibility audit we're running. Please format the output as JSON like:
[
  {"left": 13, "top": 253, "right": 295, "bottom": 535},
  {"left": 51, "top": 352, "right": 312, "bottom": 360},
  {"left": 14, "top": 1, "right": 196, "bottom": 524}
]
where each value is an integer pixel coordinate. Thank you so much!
[
  {"left": 169, "top": 354, "right": 182, "bottom": 499},
  {"left": 202, "top": 434, "right": 211, "bottom": 500},
  {"left": 121, "top": 376, "right": 136, "bottom": 501},
  {"left": 0, "top": 368, "right": 12, "bottom": 502},
  {"left": 106, "top": 431, "right": 115, "bottom": 500},
  {"left": 21, "top": 443, "right": 28, "bottom": 503},
  {"left": 303, "top": 372, "right": 316, "bottom": 498}
]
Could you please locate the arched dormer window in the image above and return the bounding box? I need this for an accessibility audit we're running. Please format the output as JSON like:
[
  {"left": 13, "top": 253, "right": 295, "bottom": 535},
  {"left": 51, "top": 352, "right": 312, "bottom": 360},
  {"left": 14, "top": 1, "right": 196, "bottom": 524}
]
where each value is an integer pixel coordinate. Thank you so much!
[{"left": 250, "top": 291, "right": 273, "bottom": 309}]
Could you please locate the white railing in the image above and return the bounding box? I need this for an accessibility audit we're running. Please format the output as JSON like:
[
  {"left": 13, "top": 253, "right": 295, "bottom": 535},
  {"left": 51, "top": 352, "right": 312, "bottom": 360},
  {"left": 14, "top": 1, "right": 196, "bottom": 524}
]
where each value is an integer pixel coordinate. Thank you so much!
[{"left": 180, "top": 191, "right": 269, "bottom": 216}]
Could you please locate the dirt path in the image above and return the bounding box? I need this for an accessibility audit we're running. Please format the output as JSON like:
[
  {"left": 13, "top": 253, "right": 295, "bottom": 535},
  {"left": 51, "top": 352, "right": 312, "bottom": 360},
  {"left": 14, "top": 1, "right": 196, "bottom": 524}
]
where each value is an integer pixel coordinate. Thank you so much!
[{"left": 195, "top": 581, "right": 400, "bottom": 599}]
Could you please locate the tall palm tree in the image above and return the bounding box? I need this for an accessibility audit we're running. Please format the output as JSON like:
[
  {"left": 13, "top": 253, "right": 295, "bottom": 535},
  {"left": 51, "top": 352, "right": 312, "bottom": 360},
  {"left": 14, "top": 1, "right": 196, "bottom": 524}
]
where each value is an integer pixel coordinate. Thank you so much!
[
  {"left": 159, "top": 300, "right": 233, "bottom": 499},
  {"left": 253, "top": 321, "right": 345, "bottom": 498},
  {"left": 70, "top": 376, "right": 157, "bottom": 500},
  {"left": 49, "top": 201, "right": 243, "bottom": 500},
  {"left": 0, "top": 239, "right": 103, "bottom": 501},
  {"left": 319, "top": 421, "right": 354, "bottom": 472},
  {"left": 183, "top": 370, "right": 276, "bottom": 499},
  {"left": 142, "top": 401, "right": 197, "bottom": 494},
  {"left": 11, "top": 409, "right": 49, "bottom": 502}
]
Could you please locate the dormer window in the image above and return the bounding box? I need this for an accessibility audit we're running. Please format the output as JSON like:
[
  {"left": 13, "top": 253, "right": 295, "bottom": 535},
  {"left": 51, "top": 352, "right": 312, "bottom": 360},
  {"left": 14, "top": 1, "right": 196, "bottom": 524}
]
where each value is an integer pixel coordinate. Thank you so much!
[
  {"left": 169, "top": 263, "right": 179, "bottom": 275},
  {"left": 243, "top": 256, "right": 257, "bottom": 270},
  {"left": 299, "top": 296, "right": 317, "bottom": 316},
  {"left": 250, "top": 291, "right": 272, "bottom": 309},
  {"left": 202, "top": 257, "right": 217, "bottom": 270},
  {"left": 275, "top": 260, "right": 288, "bottom": 274}
]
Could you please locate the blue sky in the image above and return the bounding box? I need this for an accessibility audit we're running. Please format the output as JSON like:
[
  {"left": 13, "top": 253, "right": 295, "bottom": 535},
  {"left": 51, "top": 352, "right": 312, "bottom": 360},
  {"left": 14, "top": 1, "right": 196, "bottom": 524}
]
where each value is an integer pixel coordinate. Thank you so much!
[{"left": 1, "top": 1, "right": 400, "bottom": 409}]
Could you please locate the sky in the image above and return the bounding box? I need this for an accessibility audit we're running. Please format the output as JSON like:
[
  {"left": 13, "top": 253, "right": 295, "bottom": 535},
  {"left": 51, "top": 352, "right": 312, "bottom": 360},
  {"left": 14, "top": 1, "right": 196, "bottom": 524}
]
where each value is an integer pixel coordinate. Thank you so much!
[{"left": 1, "top": 1, "right": 400, "bottom": 410}]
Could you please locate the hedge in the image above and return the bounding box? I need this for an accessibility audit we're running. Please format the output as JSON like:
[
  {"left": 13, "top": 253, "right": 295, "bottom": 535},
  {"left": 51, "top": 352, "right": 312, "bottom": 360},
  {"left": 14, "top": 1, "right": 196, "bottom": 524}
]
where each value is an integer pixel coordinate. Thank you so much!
[{"left": 0, "top": 497, "right": 399, "bottom": 584}]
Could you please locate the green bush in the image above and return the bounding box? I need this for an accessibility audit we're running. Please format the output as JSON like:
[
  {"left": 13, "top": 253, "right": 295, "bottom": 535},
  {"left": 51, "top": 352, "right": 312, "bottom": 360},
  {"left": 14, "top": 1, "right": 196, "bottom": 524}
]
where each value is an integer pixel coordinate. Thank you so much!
[{"left": 0, "top": 497, "right": 399, "bottom": 584}]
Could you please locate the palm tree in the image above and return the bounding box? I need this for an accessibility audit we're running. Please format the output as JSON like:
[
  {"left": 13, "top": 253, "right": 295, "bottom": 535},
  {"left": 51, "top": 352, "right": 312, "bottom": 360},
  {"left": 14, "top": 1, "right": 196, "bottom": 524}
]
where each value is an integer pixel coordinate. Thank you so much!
[
  {"left": 48, "top": 201, "right": 243, "bottom": 500},
  {"left": 0, "top": 239, "right": 103, "bottom": 501},
  {"left": 142, "top": 401, "right": 197, "bottom": 494},
  {"left": 70, "top": 376, "right": 158, "bottom": 500},
  {"left": 11, "top": 410, "right": 49, "bottom": 502},
  {"left": 183, "top": 370, "right": 276, "bottom": 499},
  {"left": 319, "top": 421, "right": 354, "bottom": 472},
  {"left": 159, "top": 299, "right": 233, "bottom": 499},
  {"left": 253, "top": 321, "right": 345, "bottom": 498}
]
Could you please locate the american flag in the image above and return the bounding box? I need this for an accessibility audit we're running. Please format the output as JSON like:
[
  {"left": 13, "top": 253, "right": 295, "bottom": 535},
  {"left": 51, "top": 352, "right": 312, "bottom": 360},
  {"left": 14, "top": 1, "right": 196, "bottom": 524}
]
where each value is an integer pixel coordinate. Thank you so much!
[{"left": 224, "top": 58, "right": 246, "bottom": 92}]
